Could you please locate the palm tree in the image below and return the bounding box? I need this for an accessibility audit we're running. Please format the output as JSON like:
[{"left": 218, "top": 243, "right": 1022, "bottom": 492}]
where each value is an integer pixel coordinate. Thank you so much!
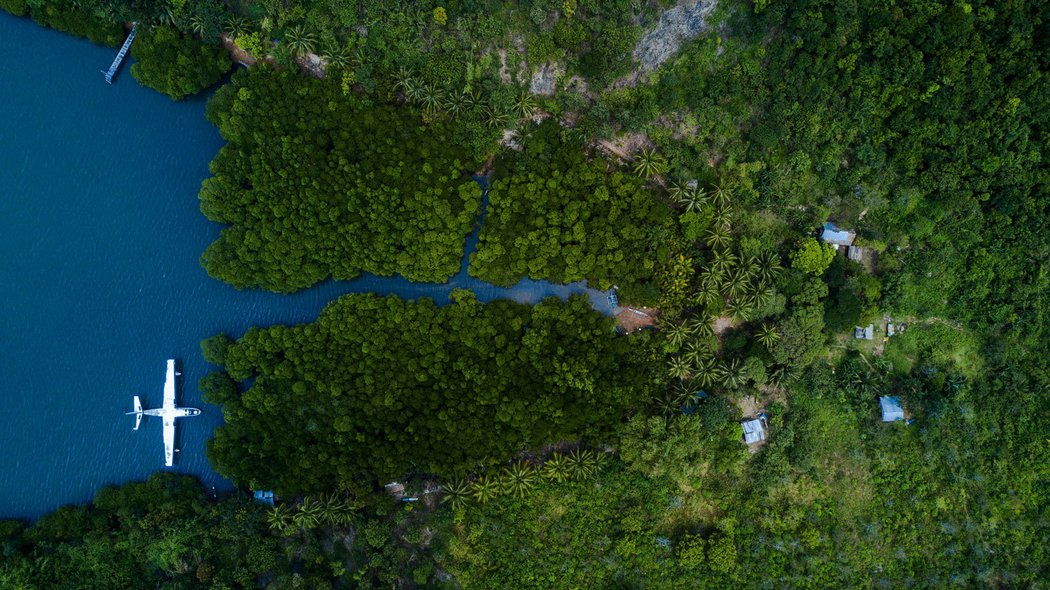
[
  {"left": 718, "top": 358, "right": 744, "bottom": 388},
  {"left": 725, "top": 298, "right": 754, "bottom": 321},
  {"left": 462, "top": 89, "right": 484, "bottom": 110},
  {"left": 768, "top": 365, "right": 792, "bottom": 390},
  {"left": 441, "top": 479, "right": 471, "bottom": 510},
  {"left": 738, "top": 255, "right": 758, "bottom": 280},
  {"left": 710, "top": 179, "right": 734, "bottom": 208},
  {"left": 568, "top": 449, "right": 599, "bottom": 479},
  {"left": 223, "top": 15, "right": 249, "bottom": 38},
  {"left": 513, "top": 89, "right": 537, "bottom": 119},
  {"left": 712, "top": 207, "right": 733, "bottom": 230},
  {"left": 668, "top": 355, "right": 691, "bottom": 380},
  {"left": 633, "top": 148, "right": 667, "bottom": 179},
  {"left": 266, "top": 505, "right": 292, "bottom": 532},
  {"left": 721, "top": 270, "right": 749, "bottom": 300},
  {"left": 683, "top": 340, "right": 713, "bottom": 366},
  {"left": 333, "top": 497, "right": 356, "bottom": 526},
  {"left": 668, "top": 181, "right": 688, "bottom": 205},
  {"left": 688, "top": 315, "right": 714, "bottom": 338},
  {"left": 684, "top": 187, "right": 708, "bottom": 212},
  {"left": 671, "top": 184, "right": 707, "bottom": 212},
  {"left": 470, "top": 475, "right": 501, "bottom": 504},
  {"left": 322, "top": 44, "right": 353, "bottom": 69},
  {"left": 501, "top": 462, "right": 539, "bottom": 498},
  {"left": 188, "top": 14, "right": 207, "bottom": 37},
  {"left": 284, "top": 24, "right": 316, "bottom": 57},
  {"left": 483, "top": 105, "right": 508, "bottom": 129},
  {"left": 756, "top": 323, "right": 779, "bottom": 348},
  {"left": 158, "top": 7, "right": 176, "bottom": 26},
  {"left": 293, "top": 498, "right": 321, "bottom": 529},
  {"left": 393, "top": 67, "right": 415, "bottom": 93},
  {"left": 656, "top": 391, "right": 684, "bottom": 417},
  {"left": 418, "top": 82, "right": 444, "bottom": 112},
  {"left": 445, "top": 91, "right": 470, "bottom": 119},
  {"left": 542, "top": 453, "right": 571, "bottom": 483},
  {"left": 755, "top": 251, "right": 782, "bottom": 286},
  {"left": 695, "top": 281, "right": 722, "bottom": 309},
  {"left": 693, "top": 358, "right": 718, "bottom": 388},
  {"left": 711, "top": 250, "right": 738, "bottom": 275},
  {"left": 706, "top": 226, "right": 731, "bottom": 250},
  {"left": 404, "top": 78, "right": 425, "bottom": 102},
  {"left": 663, "top": 320, "right": 690, "bottom": 350}
]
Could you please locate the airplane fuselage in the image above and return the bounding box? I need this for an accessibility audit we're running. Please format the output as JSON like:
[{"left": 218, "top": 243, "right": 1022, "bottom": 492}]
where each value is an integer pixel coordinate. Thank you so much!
[{"left": 140, "top": 407, "right": 201, "bottom": 418}]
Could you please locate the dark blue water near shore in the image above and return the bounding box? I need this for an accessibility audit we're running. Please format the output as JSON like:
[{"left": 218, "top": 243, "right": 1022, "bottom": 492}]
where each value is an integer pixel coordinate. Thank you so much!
[{"left": 0, "top": 12, "right": 609, "bottom": 518}]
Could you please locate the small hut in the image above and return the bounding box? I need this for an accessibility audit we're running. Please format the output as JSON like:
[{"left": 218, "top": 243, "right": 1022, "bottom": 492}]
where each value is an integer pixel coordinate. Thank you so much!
[
  {"left": 848, "top": 245, "right": 863, "bottom": 261},
  {"left": 820, "top": 223, "right": 856, "bottom": 248},
  {"left": 252, "top": 490, "right": 275, "bottom": 506},
  {"left": 742, "top": 418, "right": 767, "bottom": 445},
  {"left": 855, "top": 325, "right": 874, "bottom": 340},
  {"left": 880, "top": 396, "right": 905, "bottom": 422}
]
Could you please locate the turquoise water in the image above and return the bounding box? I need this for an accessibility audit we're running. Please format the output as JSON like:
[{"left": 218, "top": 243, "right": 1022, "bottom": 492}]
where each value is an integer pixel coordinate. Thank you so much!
[{"left": 0, "top": 13, "right": 610, "bottom": 518}]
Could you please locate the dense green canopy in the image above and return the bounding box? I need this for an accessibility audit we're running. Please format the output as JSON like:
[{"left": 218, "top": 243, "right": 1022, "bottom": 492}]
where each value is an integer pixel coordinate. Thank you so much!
[
  {"left": 206, "top": 293, "right": 659, "bottom": 495},
  {"left": 130, "top": 25, "right": 231, "bottom": 100},
  {"left": 471, "top": 121, "right": 668, "bottom": 293},
  {"left": 199, "top": 67, "right": 483, "bottom": 292}
]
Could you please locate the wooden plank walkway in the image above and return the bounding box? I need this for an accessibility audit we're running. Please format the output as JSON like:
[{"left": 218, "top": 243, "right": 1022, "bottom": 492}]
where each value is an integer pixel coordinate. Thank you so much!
[{"left": 102, "top": 24, "right": 137, "bottom": 84}]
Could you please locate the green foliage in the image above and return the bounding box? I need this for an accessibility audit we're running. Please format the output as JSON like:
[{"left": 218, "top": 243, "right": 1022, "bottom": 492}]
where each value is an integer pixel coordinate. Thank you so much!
[
  {"left": 200, "top": 332, "right": 233, "bottom": 365},
  {"left": 200, "top": 67, "right": 483, "bottom": 292},
  {"left": 439, "top": 463, "right": 675, "bottom": 588},
  {"left": 471, "top": 121, "right": 667, "bottom": 291},
  {"left": 130, "top": 25, "right": 231, "bottom": 100},
  {"left": 2, "top": 474, "right": 331, "bottom": 588},
  {"left": 0, "top": 0, "right": 27, "bottom": 17},
  {"left": 209, "top": 294, "right": 659, "bottom": 495},
  {"left": 20, "top": 1, "right": 124, "bottom": 46},
  {"left": 790, "top": 238, "right": 836, "bottom": 275},
  {"left": 432, "top": 6, "right": 447, "bottom": 27}
]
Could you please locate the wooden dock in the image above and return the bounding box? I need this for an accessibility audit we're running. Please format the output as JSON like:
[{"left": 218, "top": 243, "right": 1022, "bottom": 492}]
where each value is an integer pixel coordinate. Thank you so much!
[{"left": 102, "top": 24, "right": 137, "bottom": 84}]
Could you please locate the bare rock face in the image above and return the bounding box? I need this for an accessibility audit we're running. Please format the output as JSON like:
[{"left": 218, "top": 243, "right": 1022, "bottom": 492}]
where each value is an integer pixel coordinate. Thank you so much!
[
  {"left": 529, "top": 62, "right": 562, "bottom": 96},
  {"left": 634, "top": 0, "right": 718, "bottom": 72}
]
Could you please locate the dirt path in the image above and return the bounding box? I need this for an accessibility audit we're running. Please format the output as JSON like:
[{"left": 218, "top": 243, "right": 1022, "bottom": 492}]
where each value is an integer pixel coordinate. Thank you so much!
[{"left": 616, "top": 306, "right": 659, "bottom": 332}]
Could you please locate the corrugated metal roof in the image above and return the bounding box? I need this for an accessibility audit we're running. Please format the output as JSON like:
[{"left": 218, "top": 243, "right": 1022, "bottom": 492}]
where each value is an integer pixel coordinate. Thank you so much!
[
  {"left": 742, "top": 418, "right": 766, "bottom": 444},
  {"left": 821, "top": 222, "right": 855, "bottom": 246},
  {"left": 880, "top": 396, "right": 905, "bottom": 422}
]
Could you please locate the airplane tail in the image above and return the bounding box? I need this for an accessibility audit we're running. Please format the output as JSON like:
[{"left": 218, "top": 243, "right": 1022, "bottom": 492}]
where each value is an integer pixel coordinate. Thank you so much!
[{"left": 127, "top": 395, "right": 143, "bottom": 430}]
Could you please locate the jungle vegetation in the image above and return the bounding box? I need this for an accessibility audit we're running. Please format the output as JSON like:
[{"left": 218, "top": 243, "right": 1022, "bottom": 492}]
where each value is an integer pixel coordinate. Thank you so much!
[
  {"left": 1, "top": 0, "right": 1046, "bottom": 587},
  {"left": 199, "top": 67, "right": 483, "bottom": 292},
  {"left": 470, "top": 120, "right": 668, "bottom": 297},
  {"left": 204, "top": 293, "right": 660, "bottom": 495}
]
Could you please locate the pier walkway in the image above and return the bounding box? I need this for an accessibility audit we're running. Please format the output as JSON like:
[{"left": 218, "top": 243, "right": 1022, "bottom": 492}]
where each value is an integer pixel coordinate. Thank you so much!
[{"left": 102, "top": 23, "right": 136, "bottom": 84}]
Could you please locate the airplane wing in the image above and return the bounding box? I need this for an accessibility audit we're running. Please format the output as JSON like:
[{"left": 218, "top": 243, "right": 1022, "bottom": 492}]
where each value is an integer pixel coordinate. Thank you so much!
[
  {"left": 163, "top": 359, "right": 176, "bottom": 410},
  {"left": 163, "top": 416, "right": 175, "bottom": 467}
]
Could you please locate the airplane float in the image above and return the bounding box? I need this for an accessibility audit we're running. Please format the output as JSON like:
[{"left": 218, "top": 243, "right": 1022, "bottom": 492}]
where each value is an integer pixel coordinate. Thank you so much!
[{"left": 126, "top": 359, "right": 200, "bottom": 466}]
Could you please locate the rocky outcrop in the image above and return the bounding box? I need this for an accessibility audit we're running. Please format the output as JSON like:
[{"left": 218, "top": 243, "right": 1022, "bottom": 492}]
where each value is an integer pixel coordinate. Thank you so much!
[
  {"left": 529, "top": 62, "right": 562, "bottom": 96},
  {"left": 634, "top": 0, "right": 718, "bottom": 73}
]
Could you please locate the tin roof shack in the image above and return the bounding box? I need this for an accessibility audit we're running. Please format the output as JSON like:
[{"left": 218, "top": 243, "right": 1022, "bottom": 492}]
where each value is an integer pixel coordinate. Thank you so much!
[
  {"left": 820, "top": 223, "right": 856, "bottom": 248},
  {"left": 848, "top": 245, "right": 863, "bottom": 261},
  {"left": 855, "top": 325, "right": 874, "bottom": 340},
  {"left": 742, "top": 418, "right": 767, "bottom": 445},
  {"left": 880, "top": 396, "right": 905, "bottom": 422}
]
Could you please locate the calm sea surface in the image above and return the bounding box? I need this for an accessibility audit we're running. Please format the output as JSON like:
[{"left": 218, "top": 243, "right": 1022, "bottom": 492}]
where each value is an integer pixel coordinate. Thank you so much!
[{"left": 0, "top": 12, "right": 609, "bottom": 518}]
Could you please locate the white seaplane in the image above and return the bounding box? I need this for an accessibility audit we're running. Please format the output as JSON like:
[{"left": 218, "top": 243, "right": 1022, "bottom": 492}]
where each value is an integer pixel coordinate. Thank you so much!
[{"left": 127, "top": 359, "right": 200, "bottom": 466}]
